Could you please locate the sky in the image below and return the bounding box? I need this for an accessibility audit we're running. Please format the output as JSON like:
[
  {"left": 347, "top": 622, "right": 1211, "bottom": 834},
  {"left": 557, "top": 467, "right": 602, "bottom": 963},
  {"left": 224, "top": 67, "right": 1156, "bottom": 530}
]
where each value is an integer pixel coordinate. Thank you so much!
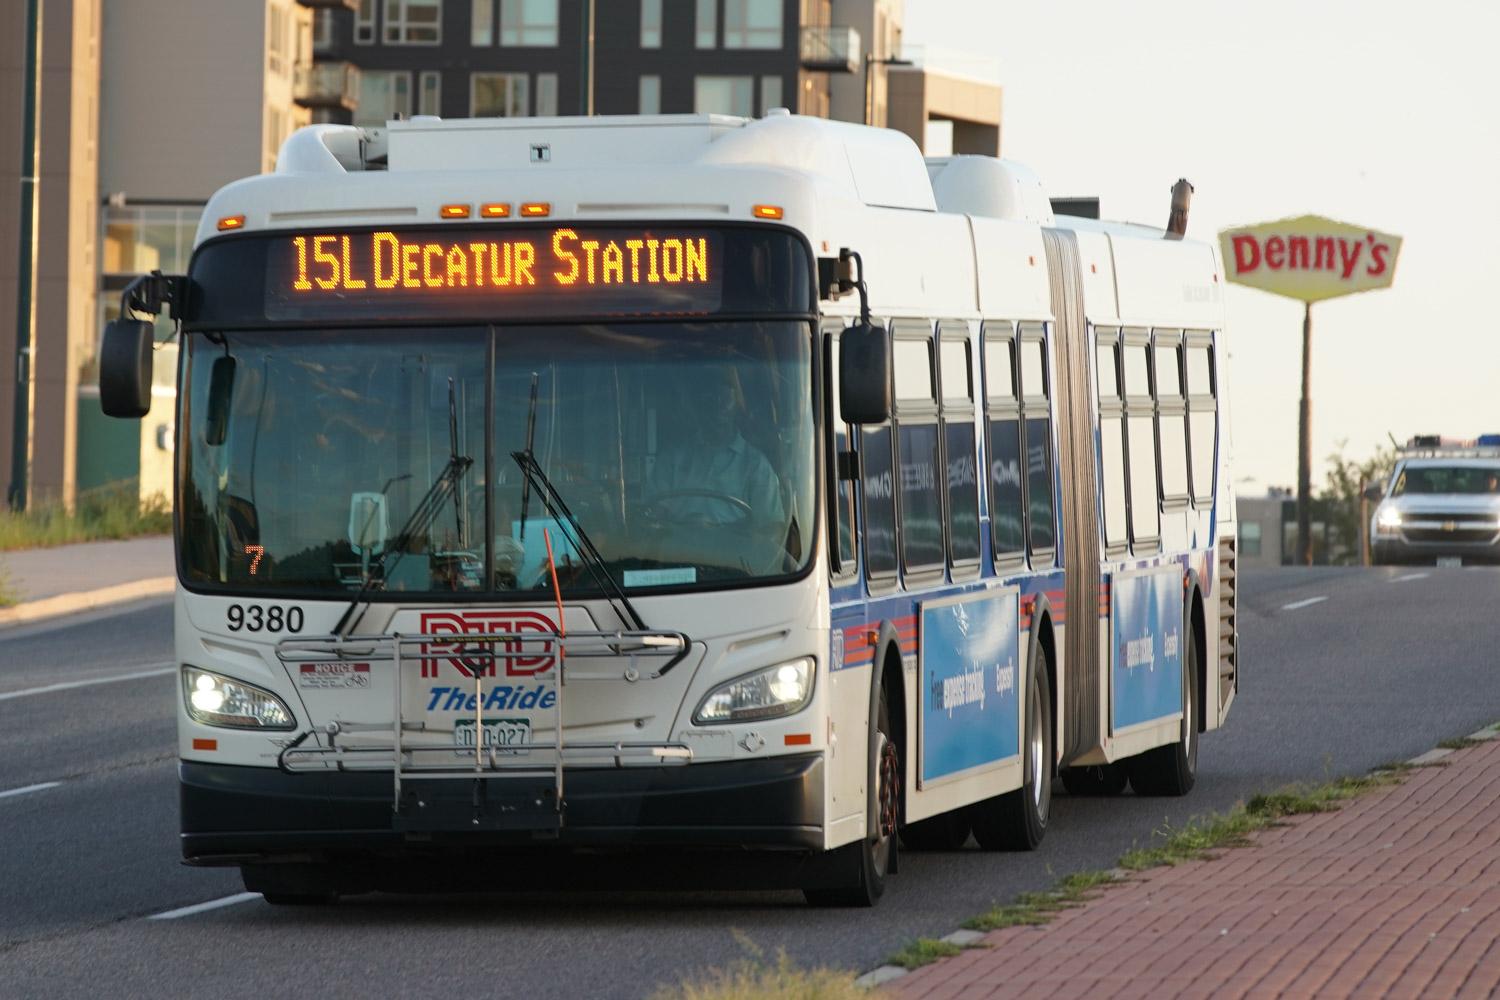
[{"left": 903, "top": 0, "right": 1500, "bottom": 493}]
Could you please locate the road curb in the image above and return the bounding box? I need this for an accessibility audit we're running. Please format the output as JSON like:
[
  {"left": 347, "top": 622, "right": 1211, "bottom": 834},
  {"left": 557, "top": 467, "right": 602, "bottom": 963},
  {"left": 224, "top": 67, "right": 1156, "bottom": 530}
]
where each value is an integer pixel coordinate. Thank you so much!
[{"left": 0, "top": 577, "right": 174, "bottom": 630}]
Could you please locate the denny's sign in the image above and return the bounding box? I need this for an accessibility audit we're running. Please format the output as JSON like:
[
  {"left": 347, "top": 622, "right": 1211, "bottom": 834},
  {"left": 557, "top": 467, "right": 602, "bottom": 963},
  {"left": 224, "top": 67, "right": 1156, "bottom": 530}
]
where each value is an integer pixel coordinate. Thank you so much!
[{"left": 1218, "top": 214, "right": 1401, "bottom": 303}]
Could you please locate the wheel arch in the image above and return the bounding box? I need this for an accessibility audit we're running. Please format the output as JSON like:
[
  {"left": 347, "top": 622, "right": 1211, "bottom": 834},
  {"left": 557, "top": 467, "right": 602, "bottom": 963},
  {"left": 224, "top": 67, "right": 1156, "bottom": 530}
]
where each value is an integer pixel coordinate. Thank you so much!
[
  {"left": 1029, "top": 595, "right": 1058, "bottom": 774},
  {"left": 1185, "top": 571, "right": 1208, "bottom": 734},
  {"left": 865, "top": 620, "right": 907, "bottom": 841}
]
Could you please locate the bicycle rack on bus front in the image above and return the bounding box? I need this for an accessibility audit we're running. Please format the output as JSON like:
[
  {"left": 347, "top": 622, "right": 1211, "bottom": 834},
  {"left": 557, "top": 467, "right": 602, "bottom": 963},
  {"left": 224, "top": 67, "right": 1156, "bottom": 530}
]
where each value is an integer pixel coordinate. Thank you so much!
[{"left": 274, "top": 627, "right": 693, "bottom": 832}]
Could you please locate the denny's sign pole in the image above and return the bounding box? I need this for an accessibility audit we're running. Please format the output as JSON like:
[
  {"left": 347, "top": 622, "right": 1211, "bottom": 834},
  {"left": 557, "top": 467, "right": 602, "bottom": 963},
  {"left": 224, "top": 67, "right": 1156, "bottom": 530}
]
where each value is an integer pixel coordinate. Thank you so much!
[{"left": 1218, "top": 215, "right": 1401, "bottom": 565}]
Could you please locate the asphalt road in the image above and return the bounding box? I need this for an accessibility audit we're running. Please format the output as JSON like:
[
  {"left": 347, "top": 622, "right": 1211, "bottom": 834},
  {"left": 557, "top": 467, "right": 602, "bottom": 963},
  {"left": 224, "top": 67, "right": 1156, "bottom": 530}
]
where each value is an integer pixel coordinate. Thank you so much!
[{"left": 2, "top": 566, "right": 1498, "bottom": 998}]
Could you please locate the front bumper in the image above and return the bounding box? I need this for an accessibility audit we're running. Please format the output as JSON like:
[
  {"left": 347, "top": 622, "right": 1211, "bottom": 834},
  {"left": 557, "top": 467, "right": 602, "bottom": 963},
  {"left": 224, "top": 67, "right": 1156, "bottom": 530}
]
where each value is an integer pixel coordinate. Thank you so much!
[
  {"left": 1372, "top": 537, "right": 1500, "bottom": 565},
  {"left": 181, "top": 754, "right": 825, "bottom": 863}
]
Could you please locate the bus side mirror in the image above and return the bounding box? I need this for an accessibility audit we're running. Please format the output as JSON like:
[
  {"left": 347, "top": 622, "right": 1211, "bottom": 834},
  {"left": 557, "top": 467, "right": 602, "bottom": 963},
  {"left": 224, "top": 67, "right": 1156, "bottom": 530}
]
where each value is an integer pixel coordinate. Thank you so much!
[
  {"left": 839, "top": 321, "right": 891, "bottom": 425},
  {"left": 1362, "top": 484, "right": 1384, "bottom": 503},
  {"left": 99, "top": 319, "right": 154, "bottom": 418},
  {"left": 205, "top": 355, "right": 237, "bottom": 447},
  {"left": 348, "top": 491, "right": 389, "bottom": 557}
]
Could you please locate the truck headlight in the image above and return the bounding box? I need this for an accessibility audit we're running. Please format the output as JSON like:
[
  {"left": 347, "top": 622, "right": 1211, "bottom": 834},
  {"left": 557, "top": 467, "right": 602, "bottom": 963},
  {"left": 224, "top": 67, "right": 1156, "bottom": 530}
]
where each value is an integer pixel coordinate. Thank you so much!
[
  {"left": 1376, "top": 507, "right": 1402, "bottom": 530},
  {"left": 693, "top": 658, "right": 814, "bottom": 725},
  {"left": 182, "top": 666, "right": 295, "bottom": 730}
]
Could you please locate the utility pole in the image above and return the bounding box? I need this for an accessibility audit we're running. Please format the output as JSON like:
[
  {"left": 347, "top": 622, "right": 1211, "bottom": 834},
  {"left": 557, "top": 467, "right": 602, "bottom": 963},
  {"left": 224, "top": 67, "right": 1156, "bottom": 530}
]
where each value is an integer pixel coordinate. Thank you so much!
[
  {"left": 8, "top": 0, "right": 41, "bottom": 511},
  {"left": 578, "top": 0, "right": 595, "bottom": 116},
  {"left": 1296, "top": 303, "right": 1313, "bottom": 565}
]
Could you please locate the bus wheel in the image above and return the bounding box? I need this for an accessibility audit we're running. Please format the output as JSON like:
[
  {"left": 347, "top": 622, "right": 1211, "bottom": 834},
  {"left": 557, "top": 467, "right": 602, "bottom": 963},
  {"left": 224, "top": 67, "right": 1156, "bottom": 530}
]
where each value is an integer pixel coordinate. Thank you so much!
[
  {"left": 971, "top": 657, "right": 1052, "bottom": 851},
  {"left": 1060, "top": 762, "right": 1129, "bottom": 796},
  {"left": 1128, "top": 623, "right": 1199, "bottom": 796},
  {"left": 803, "top": 689, "right": 897, "bottom": 907},
  {"left": 243, "top": 864, "right": 340, "bottom": 906}
]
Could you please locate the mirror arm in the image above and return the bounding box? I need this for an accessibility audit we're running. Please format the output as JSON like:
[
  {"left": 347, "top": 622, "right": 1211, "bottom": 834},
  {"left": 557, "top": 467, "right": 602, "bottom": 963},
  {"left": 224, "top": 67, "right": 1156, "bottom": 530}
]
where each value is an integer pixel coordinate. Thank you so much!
[
  {"left": 837, "top": 248, "right": 872, "bottom": 326},
  {"left": 118, "top": 270, "right": 187, "bottom": 324}
]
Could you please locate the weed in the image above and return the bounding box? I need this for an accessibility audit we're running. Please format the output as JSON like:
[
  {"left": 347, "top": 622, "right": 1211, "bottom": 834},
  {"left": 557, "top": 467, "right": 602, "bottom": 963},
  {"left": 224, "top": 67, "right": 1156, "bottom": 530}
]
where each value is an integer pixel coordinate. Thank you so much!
[
  {"left": 648, "top": 949, "right": 865, "bottom": 1000},
  {"left": 885, "top": 938, "right": 964, "bottom": 970},
  {"left": 0, "top": 482, "right": 170, "bottom": 551}
]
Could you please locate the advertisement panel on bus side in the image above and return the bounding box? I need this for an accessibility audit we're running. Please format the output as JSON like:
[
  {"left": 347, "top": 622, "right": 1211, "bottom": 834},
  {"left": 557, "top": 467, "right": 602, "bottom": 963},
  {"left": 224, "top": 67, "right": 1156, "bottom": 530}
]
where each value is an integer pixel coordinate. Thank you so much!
[
  {"left": 1110, "top": 567, "right": 1183, "bottom": 732},
  {"left": 918, "top": 589, "right": 1020, "bottom": 786}
]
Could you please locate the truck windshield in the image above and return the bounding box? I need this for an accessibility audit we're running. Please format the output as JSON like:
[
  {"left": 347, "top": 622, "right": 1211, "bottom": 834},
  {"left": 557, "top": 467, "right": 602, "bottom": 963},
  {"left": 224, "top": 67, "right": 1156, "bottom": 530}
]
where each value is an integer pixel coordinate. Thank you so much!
[
  {"left": 180, "top": 322, "right": 815, "bottom": 596},
  {"left": 1393, "top": 466, "right": 1500, "bottom": 496}
]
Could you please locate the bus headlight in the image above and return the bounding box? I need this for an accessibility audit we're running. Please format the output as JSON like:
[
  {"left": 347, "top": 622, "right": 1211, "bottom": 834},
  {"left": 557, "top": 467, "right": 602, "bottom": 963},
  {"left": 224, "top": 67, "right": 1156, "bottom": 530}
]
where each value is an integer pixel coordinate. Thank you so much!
[
  {"left": 693, "top": 658, "right": 814, "bottom": 725},
  {"left": 182, "top": 666, "right": 295, "bottom": 730}
]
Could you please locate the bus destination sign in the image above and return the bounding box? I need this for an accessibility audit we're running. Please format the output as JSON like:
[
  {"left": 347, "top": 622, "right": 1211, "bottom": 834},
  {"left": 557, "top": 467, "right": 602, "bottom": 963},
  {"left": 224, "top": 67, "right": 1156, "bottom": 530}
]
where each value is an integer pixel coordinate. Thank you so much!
[{"left": 265, "top": 226, "right": 723, "bottom": 320}]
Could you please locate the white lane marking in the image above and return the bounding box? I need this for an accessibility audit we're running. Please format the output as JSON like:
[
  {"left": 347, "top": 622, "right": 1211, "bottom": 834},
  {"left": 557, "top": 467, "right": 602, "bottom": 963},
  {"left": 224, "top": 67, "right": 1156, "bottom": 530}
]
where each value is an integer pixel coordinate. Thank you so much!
[
  {"left": 148, "top": 892, "right": 262, "bottom": 921},
  {"left": 0, "top": 781, "right": 62, "bottom": 801},
  {"left": 1281, "top": 596, "right": 1328, "bottom": 611},
  {"left": 1391, "top": 572, "right": 1430, "bottom": 583},
  {"left": 0, "top": 664, "right": 174, "bottom": 703}
]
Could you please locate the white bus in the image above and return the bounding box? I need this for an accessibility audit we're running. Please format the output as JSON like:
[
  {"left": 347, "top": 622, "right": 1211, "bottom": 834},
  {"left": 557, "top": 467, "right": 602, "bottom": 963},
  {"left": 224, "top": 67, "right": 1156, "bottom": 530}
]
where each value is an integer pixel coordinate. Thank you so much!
[{"left": 100, "top": 112, "right": 1237, "bottom": 906}]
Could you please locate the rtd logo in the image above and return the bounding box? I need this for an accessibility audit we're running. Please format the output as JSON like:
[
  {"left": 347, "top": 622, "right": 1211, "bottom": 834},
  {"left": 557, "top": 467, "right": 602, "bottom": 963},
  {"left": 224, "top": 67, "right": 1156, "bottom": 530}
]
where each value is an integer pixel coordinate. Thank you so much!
[{"left": 418, "top": 610, "right": 559, "bottom": 678}]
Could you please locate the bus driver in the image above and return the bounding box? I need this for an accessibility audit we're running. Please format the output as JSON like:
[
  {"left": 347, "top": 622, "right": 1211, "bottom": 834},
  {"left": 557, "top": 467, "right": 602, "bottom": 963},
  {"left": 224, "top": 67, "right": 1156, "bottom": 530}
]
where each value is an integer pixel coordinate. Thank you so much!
[{"left": 648, "top": 365, "right": 784, "bottom": 528}]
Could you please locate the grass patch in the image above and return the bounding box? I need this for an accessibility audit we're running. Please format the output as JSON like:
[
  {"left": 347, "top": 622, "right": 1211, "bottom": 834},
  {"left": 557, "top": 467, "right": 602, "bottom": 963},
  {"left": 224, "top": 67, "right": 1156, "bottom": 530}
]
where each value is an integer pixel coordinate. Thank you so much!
[
  {"left": 1438, "top": 736, "right": 1486, "bottom": 751},
  {"left": 964, "top": 869, "right": 1118, "bottom": 932},
  {"left": 648, "top": 948, "right": 864, "bottom": 1000},
  {"left": 885, "top": 937, "right": 965, "bottom": 970},
  {"left": 0, "top": 482, "right": 170, "bottom": 551},
  {"left": 0, "top": 562, "right": 15, "bottom": 608}
]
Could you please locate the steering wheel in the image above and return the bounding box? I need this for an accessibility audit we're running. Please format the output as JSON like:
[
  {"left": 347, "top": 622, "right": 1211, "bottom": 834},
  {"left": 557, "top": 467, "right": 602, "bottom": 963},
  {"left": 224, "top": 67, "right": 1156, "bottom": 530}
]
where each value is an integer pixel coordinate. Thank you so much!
[{"left": 642, "top": 489, "right": 753, "bottom": 524}]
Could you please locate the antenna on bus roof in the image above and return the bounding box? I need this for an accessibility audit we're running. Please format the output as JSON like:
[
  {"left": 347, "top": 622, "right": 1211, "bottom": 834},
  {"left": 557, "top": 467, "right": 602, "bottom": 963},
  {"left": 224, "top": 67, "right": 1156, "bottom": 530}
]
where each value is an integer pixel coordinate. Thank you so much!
[{"left": 1165, "top": 178, "right": 1193, "bottom": 240}]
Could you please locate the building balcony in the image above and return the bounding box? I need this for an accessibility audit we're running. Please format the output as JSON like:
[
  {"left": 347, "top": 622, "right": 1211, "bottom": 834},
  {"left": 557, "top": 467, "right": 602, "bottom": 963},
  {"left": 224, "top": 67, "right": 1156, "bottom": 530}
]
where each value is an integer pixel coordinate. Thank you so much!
[
  {"left": 296, "top": 0, "right": 358, "bottom": 10},
  {"left": 294, "top": 60, "right": 360, "bottom": 111},
  {"left": 800, "top": 26, "right": 860, "bottom": 74}
]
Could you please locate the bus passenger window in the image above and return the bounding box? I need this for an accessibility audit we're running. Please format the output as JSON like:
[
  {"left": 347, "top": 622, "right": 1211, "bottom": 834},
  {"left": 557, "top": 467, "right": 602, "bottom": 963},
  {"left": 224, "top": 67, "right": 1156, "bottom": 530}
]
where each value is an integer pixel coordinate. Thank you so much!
[
  {"left": 1123, "top": 343, "right": 1151, "bottom": 397},
  {"left": 1155, "top": 338, "right": 1188, "bottom": 502},
  {"left": 898, "top": 422, "right": 943, "bottom": 570},
  {"left": 862, "top": 425, "right": 897, "bottom": 578},
  {"left": 1096, "top": 341, "right": 1119, "bottom": 398},
  {"left": 1020, "top": 340, "right": 1046, "bottom": 398},
  {"left": 1154, "top": 344, "right": 1181, "bottom": 396},
  {"left": 985, "top": 340, "right": 1015, "bottom": 398},
  {"left": 1127, "top": 414, "right": 1160, "bottom": 544},
  {"left": 1025, "top": 417, "right": 1055, "bottom": 552},
  {"left": 827, "top": 328, "right": 855, "bottom": 572},
  {"left": 1185, "top": 340, "right": 1217, "bottom": 504},
  {"left": 894, "top": 338, "right": 934, "bottom": 401},
  {"left": 1101, "top": 416, "right": 1128, "bottom": 548},
  {"left": 989, "top": 418, "right": 1024, "bottom": 555},
  {"left": 939, "top": 324, "right": 979, "bottom": 566}
]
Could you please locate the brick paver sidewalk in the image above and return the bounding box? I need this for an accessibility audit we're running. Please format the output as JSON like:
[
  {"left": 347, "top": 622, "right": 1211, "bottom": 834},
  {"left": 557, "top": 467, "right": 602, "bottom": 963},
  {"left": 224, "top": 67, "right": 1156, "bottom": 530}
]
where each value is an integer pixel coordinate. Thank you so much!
[{"left": 890, "top": 738, "right": 1500, "bottom": 999}]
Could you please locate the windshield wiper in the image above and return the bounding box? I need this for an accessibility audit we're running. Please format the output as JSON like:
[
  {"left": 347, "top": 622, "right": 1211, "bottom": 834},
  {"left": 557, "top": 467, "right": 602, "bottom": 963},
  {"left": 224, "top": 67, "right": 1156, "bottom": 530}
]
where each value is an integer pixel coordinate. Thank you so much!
[
  {"left": 335, "top": 378, "right": 472, "bottom": 638},
  {"left": 510, "top": 449, "right": 647, "bottom": 632}
]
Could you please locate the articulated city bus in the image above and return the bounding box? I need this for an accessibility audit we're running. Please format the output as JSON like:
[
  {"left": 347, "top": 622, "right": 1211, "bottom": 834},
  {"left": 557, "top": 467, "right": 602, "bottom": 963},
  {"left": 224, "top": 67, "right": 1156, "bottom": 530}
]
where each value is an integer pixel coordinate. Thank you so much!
[{"left": 100, "top": 112, "right": 1236, "bottom": 906}]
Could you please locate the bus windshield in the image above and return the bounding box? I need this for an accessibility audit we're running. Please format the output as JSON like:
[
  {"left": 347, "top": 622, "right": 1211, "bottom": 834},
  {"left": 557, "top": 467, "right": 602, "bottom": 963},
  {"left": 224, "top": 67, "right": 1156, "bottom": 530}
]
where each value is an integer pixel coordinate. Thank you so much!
[{"left": 180, "top": 321, "right": 815, "bottom": 597}]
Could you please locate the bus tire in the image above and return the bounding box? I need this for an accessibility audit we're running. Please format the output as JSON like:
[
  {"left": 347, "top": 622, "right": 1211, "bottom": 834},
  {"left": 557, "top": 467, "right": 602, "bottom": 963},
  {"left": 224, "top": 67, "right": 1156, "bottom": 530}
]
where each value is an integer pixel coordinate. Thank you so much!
[
  {"left": 803, "top": 687, "right": 897, "bottom": 907},
  {"left": 1059, "top": 762, "right": 1129, "bottom": 796},
  {"left": 971, "top": 654, "right": 1052, "bottom": 851},
  {"left": 1128, "top": 620, "right": 1199, "bottom": 796}
]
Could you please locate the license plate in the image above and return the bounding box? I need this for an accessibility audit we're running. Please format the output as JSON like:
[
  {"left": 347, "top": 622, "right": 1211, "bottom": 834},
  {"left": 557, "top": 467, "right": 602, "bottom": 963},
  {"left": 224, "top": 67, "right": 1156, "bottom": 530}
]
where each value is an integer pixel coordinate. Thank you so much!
[
  {"left": 453, "top": 717, "right": 532, "bottom": 754},
  {"left": 1437, "top": 557, "right": 1463, "bottom": 567}
]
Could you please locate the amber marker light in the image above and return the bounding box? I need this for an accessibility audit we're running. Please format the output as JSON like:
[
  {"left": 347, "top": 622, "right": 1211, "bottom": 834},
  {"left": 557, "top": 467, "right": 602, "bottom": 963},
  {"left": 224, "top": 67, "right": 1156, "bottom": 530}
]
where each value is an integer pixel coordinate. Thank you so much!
[
  {"left": 216, "top": 215, "right": 245, "bottom": 231},
  {"left": 192, "top": 738, "right": 218, "bottom": 751},
  {"left": 519, "top": 202, "right": 551, "bottom": 218},
  {"left": 440, "top": 203, "right": 471, "bottom": 219},
  {"left": 784, "top": 733, "right": 812, "bottom": 746},
  {"left": 752, "top": 204, "right": 784, "bottom": 220},
  {"left": 480, "top": 202, "right": 511, "bottom": 218}
]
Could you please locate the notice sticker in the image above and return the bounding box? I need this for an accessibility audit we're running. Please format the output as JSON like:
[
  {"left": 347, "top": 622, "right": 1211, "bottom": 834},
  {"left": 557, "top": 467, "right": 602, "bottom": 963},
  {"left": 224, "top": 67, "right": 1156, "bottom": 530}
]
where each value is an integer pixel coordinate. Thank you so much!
[{"left": 298, "top": 662, "right": 371, "bottom": 689}]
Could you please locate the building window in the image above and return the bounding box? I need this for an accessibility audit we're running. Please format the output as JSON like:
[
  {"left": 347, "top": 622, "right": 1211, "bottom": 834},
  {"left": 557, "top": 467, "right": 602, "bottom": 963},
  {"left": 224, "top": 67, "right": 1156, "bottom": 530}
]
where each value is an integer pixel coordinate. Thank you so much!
[
  {"left": 695, "top": 0, "right": 716, "bottom": 48},
  {"left": 472, "top": 0, "right": 493, "bottom": 44},
  {"left": 312, "top": 10, "right": 333, "bottom": 52},
  {"left": 759, "top": 75, "right": 782, "bottom": 115},
  {"left": 385, "top": 0, "right": 441, "bottom": 44},
  {"left": 264, "top": 105, "right": 290, "bottom": 170},
  {"left": 640, "top": 0, "right": 662, "bottom": 48},
  {"left": 501, "top": 0, "right": 558, "bottom": 46},
  {"left": 355, "top": 0, "right": 376, "bottom": 43},
  {"left": 355, "top": 70, "right": 412, "bottom": 125},
  {"left": 536, "top": 73, "right": 557, "bottom": 116},
  {"left": 724, "top": 0, "right": 781, "bottom": 49},
  {"left": 694, "top": 76, "right": 754, "bottom": 116},
  {"left": 1240, "top": 521, "right": 1262, "bottom": 558},
  {"left": 639, "top": 74, "right": 661, "bottom": 114},
  {"left": 268, "top": 4, "right": 290, "bottom": 76},
  {"left": 472, "top": 72, "right": 529, "bottom": 116},
  {"left": 418, "top": 71, "right": 442, "bottom": 115}
]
